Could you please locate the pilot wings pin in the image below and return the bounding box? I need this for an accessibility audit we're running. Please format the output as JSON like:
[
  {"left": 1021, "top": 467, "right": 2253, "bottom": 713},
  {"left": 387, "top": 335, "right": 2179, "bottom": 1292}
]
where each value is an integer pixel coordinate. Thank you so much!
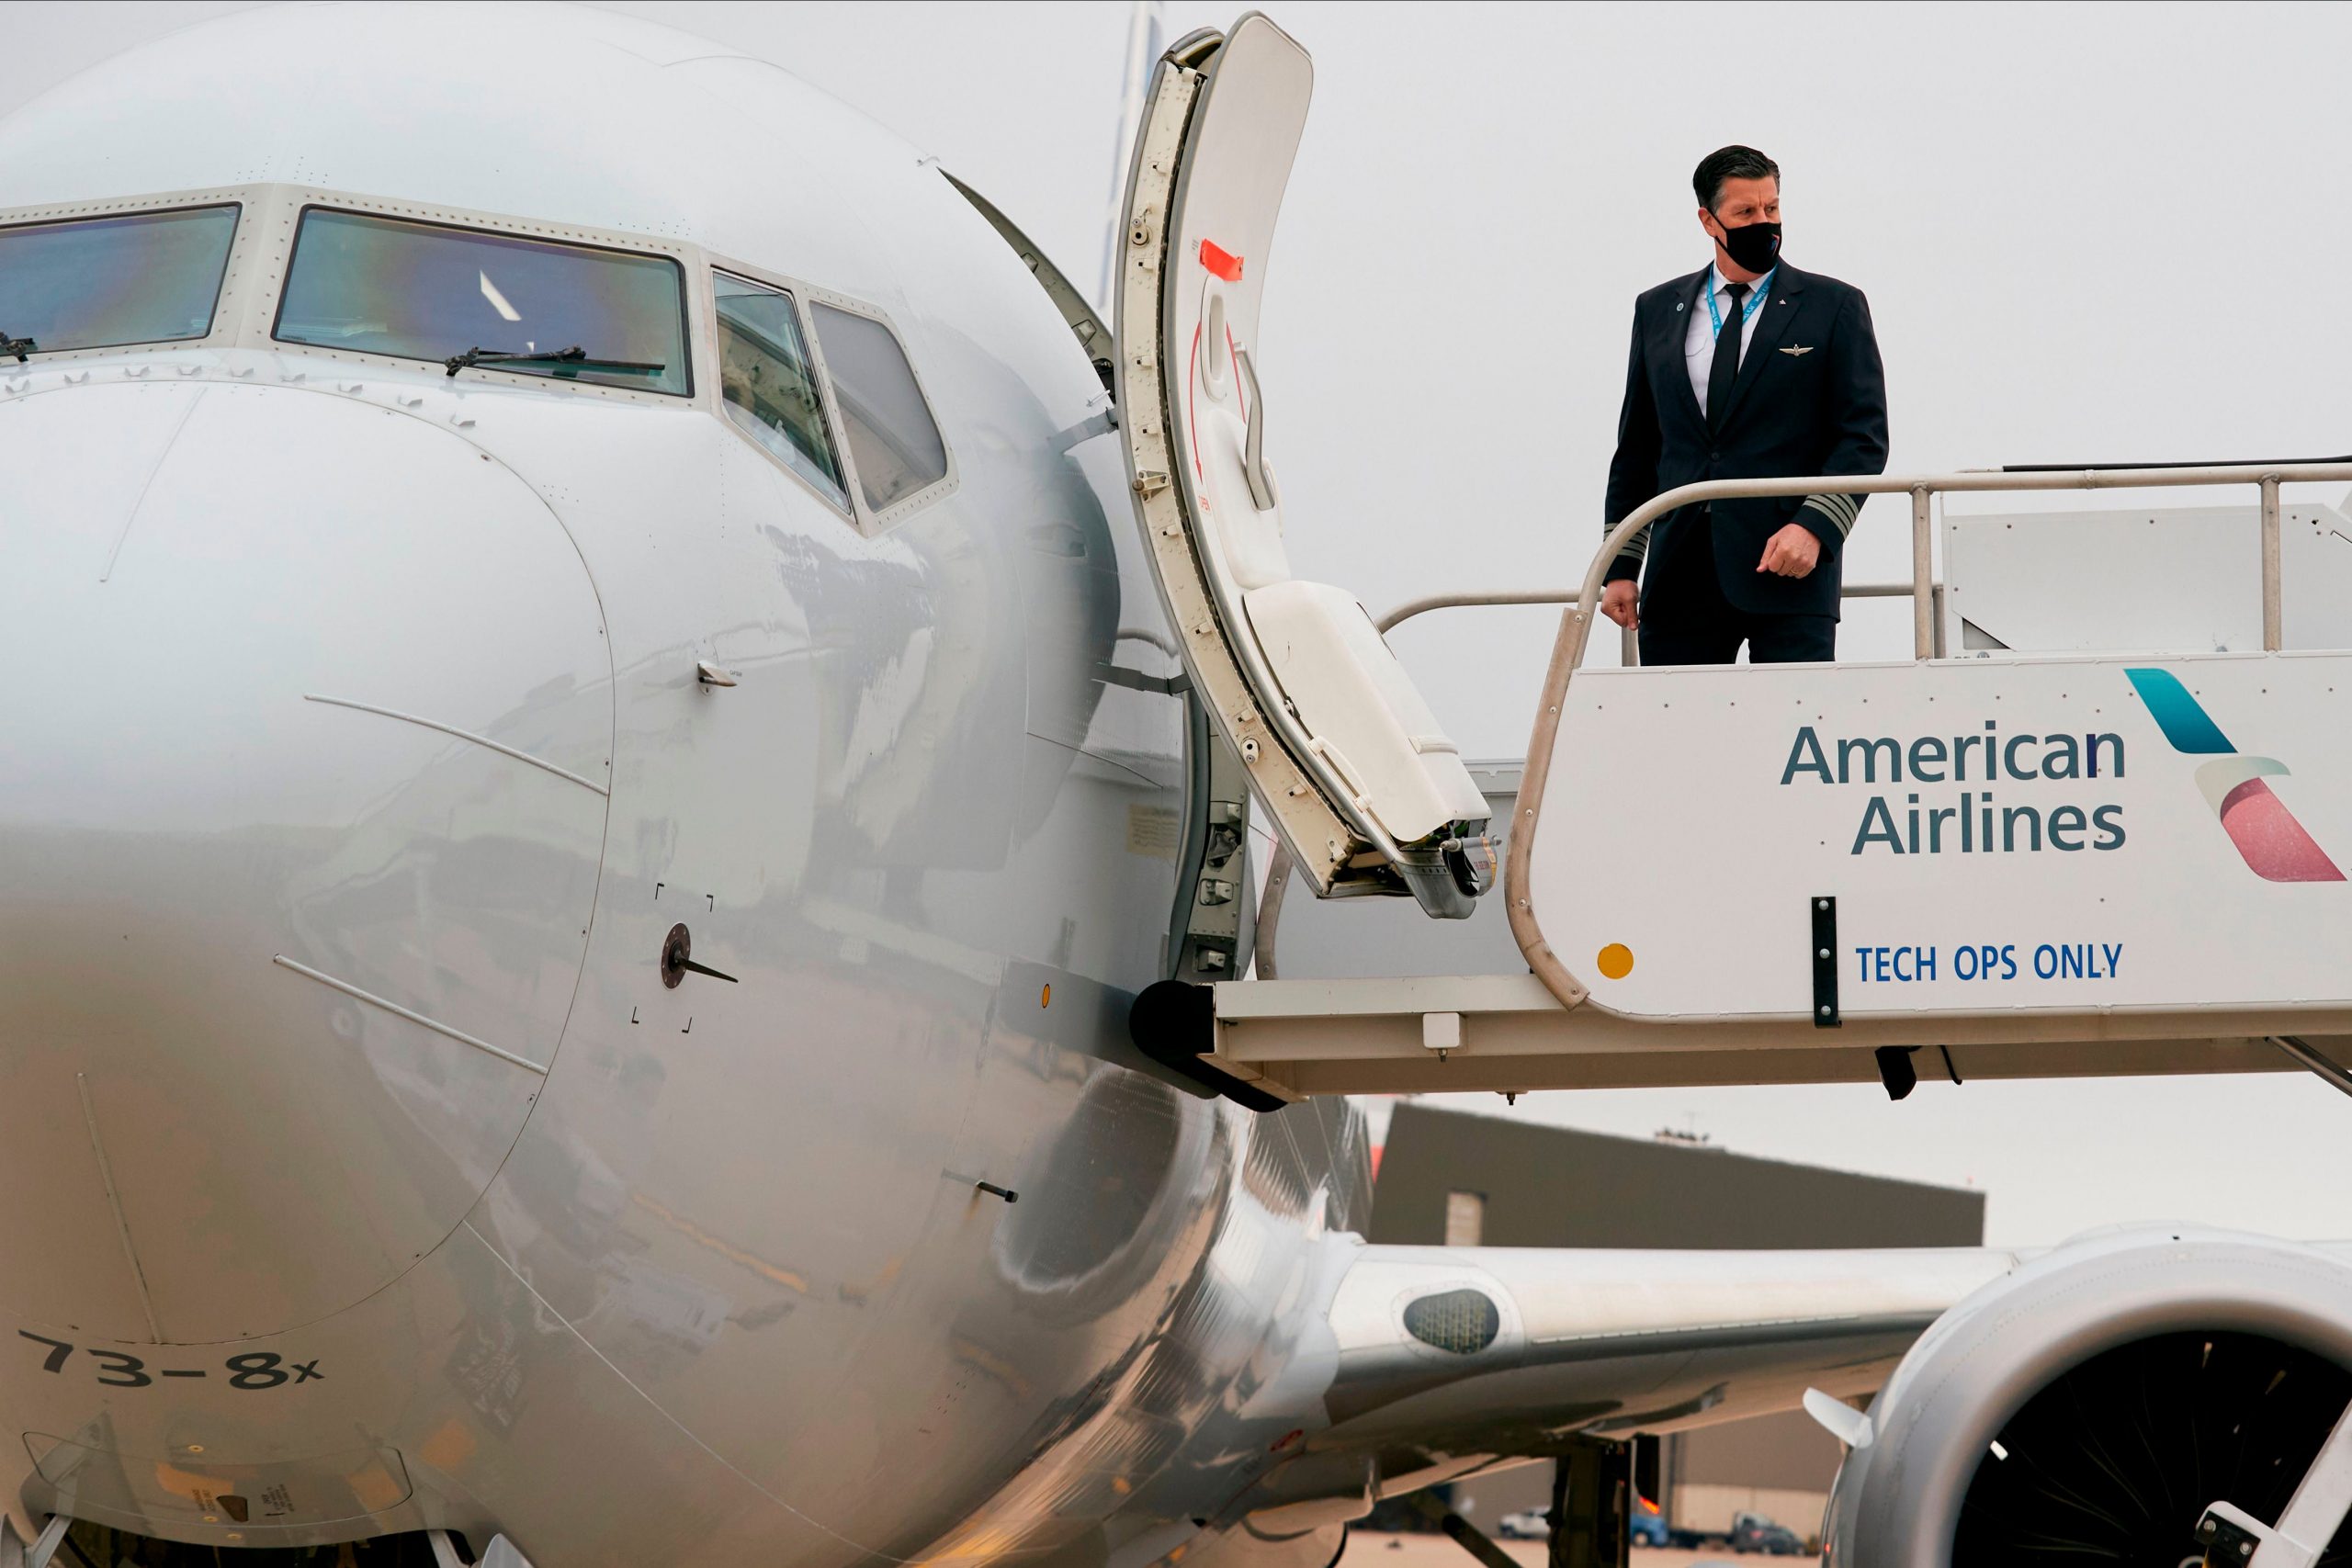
[{"left": 1780, "top": 345, "right": 1815, "bottom": 356}]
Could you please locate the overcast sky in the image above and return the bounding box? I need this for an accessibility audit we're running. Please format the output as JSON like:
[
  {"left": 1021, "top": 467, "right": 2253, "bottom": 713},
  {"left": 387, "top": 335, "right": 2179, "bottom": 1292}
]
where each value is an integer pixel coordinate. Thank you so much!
[{"left": 13, "top": 2, "right": 2352, "bottom": 1247}]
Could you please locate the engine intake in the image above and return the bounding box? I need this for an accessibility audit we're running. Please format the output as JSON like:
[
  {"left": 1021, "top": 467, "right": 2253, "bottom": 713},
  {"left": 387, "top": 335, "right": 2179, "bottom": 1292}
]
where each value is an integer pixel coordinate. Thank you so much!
[{"left": 1819, "top": 1226, "right": 2352, "bottom": 1566}]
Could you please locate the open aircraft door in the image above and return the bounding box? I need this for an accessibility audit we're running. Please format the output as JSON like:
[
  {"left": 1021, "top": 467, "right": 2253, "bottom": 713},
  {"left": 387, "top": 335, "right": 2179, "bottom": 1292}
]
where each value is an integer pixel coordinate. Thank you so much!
[{"left": 1114, "top": 16, "right": 1493, "bottom": 919}]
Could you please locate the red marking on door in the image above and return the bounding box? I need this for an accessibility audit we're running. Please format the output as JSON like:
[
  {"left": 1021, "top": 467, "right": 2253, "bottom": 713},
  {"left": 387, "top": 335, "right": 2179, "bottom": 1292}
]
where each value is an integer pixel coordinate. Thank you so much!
[{"left": 1199, "top": 239, "right": 1244, "bottom": 281}]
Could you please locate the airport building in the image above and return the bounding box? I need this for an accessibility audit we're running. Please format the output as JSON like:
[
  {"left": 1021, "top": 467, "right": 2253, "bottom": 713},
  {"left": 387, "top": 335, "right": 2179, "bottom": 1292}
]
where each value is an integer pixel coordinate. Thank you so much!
[{"left": 1365, "top": 1102, "right": 1986, "bottom": 1542}]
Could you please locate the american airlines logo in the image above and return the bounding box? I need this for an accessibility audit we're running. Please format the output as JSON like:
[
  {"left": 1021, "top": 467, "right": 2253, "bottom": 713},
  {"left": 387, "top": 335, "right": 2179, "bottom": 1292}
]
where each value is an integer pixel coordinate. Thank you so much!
[{"left": 2125, "top": 667, "right": 2343, "bottom": 883}]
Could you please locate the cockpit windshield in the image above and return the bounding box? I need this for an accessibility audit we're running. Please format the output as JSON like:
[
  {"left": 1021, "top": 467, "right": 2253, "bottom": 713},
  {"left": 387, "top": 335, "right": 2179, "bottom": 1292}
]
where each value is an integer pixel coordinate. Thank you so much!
[
  {"left": 274, "top": 209, "right": 690, "bottom": 396},
  {"left": 0, "top": 205, "right": 240, "bottom": 356}
]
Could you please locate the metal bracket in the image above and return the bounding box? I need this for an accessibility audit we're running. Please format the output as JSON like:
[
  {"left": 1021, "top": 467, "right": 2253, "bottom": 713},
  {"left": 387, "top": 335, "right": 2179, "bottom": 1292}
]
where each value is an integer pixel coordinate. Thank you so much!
[
  {"left": 1130, "top": 980, "right": 1284, "bottom": 1112},
  {"left": 2271, "top": 1035, "right": 2352, "bottom": 1102},
  {"left": 1422, "top": 1011, "right": 1462, "bottom": 1061},
  {"left": 1407, "top": 1491, "right": 1518, "bottom": 1568},
  {"left": 1172, "top": 720, "right": 1251, "bottom": 980},
  {"left": 1811, "top": 896, "right": 1839, "bottom": 1027},
  {"left": 2196, "top": 1506, "right": 2266, "bottom": 1563},
  {"left": 2195, "top": 1389, "right": 2352, "bottom": 1565},
  {"left": 1874, "top": 1046, "right": 1919, "bottom": 1101},
  {"left": 23, "top": 1518, "right": 66, "bottom": 1568},
  {"left": 1047, "top": 407, "right": 1117, "bottom": 456}
]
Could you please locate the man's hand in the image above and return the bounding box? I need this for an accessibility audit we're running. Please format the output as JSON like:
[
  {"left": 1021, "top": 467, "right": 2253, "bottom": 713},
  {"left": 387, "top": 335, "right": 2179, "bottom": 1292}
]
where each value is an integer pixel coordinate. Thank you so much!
[
  {"left": 1601, "top": 579, "right": 1640, "bottom": 630},
  {"left": 1758, "top": 522, "right": 1822, "bottom": 578}
]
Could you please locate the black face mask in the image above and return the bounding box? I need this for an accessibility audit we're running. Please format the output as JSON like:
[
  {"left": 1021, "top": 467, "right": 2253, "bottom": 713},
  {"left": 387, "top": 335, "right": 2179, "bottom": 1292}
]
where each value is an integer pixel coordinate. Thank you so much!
[{"left": 1715, "top": 218, "right": 1781, "bottom": 273}]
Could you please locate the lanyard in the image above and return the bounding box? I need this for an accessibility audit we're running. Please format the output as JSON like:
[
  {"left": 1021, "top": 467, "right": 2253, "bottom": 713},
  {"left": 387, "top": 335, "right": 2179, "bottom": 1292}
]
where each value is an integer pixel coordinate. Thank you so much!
[{"left": 1703, "top": 267, "right": 1773, "bottom": 339}]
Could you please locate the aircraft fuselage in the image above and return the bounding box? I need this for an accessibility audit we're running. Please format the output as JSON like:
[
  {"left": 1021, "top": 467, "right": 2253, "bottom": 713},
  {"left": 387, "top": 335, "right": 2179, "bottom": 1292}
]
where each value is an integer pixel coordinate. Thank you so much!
[{"left": 0, "top": 7, "right": 1371, "bottom": 1560}]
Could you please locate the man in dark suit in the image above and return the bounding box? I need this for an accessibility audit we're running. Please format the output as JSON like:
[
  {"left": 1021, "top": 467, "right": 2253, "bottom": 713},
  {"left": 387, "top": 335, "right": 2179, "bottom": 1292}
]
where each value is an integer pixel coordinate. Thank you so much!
[{"left": 1600, "top": 145, "right": 1888, "bottom": 663}]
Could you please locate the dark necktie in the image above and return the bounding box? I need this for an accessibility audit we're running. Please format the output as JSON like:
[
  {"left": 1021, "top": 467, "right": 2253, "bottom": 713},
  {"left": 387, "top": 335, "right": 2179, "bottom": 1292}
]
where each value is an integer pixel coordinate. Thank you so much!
[{"left": 1707, "top": 281, "right": 1749, "bottom": 430}]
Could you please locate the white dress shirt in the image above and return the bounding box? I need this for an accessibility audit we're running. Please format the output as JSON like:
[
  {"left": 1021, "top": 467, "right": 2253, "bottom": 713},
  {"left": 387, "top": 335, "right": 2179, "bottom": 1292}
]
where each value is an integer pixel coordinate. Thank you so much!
[{"left": 1683, "top": 263, "right": 1776, "bottom": 418}]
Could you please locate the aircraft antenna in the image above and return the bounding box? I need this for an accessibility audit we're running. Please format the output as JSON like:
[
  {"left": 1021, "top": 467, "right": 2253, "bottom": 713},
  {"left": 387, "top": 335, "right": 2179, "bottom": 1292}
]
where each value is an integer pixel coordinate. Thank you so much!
[{"left": 1098, "top": 0, "right": 1165, "bottom": 311}]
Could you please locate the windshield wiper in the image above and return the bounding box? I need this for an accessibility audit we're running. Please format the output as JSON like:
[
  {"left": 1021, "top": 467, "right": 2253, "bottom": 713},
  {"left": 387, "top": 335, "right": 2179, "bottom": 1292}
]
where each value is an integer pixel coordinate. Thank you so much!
[
  {"left": 443, "top": 344, "right": 665, "bottom": 379},
  {"left": 1, "top": 331, "right": 32, "bottom": 363}
]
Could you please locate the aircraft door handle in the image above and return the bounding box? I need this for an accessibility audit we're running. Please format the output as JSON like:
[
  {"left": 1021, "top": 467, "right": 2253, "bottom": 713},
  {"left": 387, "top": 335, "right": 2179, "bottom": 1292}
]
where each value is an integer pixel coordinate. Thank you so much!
[{"left": 1234, "top": 348, "right": 1279, "bottom": 512}]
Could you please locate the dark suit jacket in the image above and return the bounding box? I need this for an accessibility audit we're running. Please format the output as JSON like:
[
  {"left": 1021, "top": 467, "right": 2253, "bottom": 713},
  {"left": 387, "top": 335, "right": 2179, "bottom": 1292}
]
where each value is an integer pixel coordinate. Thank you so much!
[{"left": 1603, "top": 263, "right": 1888, "bottom": 619}]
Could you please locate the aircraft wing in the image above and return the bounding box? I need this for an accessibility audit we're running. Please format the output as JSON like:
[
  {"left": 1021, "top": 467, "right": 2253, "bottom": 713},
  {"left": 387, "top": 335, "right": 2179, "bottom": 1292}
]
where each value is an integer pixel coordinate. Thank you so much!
[{"left": 1232, "top": 1240, "right": 2025, "bottom": 1529}]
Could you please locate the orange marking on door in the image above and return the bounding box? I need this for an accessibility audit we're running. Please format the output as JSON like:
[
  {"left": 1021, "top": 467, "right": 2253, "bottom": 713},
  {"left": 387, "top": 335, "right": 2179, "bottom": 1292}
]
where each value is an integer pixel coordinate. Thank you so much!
[{"left": 1199, "top": 239, "right": 1244, "bottom": 281}]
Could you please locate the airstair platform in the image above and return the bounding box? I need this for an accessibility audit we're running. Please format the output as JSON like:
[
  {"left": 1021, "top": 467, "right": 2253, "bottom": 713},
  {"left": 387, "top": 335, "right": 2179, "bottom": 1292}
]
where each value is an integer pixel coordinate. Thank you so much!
[
  {"left": 1205, "top": 974, "right": 2352, "bottom": 1100},
  {"left": 1108, "top": 17, "right": 2352, "bottom": 1104},
  {"left": 1171, "top": 457, "right": 2352, "bottom": 1105}
]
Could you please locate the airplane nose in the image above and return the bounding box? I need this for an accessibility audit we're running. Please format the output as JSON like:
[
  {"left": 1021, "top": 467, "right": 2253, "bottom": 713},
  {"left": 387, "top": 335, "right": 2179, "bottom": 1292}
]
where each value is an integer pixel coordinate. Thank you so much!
[{"left": 0, "top": 380, "right": 613, "bottom": 1343}]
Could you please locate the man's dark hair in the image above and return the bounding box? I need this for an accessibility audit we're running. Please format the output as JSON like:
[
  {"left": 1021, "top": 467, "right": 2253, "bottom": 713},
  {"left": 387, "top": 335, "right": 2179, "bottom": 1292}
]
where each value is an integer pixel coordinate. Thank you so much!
[{"left": 1693, "top": 145, "right": 1780, "bottom": 211}]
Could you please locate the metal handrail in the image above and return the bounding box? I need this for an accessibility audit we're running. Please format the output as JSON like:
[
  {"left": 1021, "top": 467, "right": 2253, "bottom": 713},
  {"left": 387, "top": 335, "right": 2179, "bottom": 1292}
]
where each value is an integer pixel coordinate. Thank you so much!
[
  {"left": 1374, "top": 579, "right": 1928, "bottom": 635},
  {"left": 1374, "top": 587, "right": 1580, "bottom": 633},
  {"left": 1575, "top": 461, "right": 2352, "bottom": 670},
  {"left": 1506, "top": 459, "right": 2352, "bottom": 1013},
  {"left": 1248, "top": 580, "right": 1944, "bottom": 976}
]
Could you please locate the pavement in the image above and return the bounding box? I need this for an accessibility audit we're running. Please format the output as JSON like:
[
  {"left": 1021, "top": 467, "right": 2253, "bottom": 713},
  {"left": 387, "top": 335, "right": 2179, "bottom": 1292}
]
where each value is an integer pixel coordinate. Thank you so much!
[{"left": 1343, "top": 1530, "right": 1819, "bottom": 1568}]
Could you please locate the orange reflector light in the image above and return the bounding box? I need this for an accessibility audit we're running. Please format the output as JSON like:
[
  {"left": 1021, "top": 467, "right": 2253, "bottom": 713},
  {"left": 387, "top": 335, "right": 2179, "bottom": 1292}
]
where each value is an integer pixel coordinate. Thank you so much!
[
  {"left": 1199, "top": 239, "right": 1244, "bottom": 281},
  {"left": 1041, "top": 984, "right": 1052, "bottom": 1009},
  {"left": 1597, "top": 943, "right": 1634, "bottom": 979}
]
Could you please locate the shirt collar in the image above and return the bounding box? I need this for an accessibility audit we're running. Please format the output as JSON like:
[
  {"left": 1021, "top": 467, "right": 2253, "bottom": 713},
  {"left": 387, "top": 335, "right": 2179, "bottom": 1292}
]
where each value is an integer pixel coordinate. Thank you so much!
[{"left": 1709, "top": 262, "right": 1775, "bottom": 300}]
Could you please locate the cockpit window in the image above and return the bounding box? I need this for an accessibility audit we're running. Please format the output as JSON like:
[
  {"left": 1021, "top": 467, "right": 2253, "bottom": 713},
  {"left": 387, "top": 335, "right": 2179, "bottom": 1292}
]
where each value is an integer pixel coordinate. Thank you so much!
[
  {"left": 809, "top": 303, "right": 948, "bottom": 513},
  {"left": 274, "top": 209, "right": 690, "bottom": 396},
  {"left": 714, "top": 273, "right": 848, "bottom": 510},
  {"left": 0, "top": 205, "right": 239, "bottom": 355}
]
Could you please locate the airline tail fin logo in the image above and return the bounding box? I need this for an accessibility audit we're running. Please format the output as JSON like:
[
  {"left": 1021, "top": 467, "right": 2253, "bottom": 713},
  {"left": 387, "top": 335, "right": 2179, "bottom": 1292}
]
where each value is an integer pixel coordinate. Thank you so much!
[{"left": 2126, "top": 667, "right": 2343, "bottom": 882}]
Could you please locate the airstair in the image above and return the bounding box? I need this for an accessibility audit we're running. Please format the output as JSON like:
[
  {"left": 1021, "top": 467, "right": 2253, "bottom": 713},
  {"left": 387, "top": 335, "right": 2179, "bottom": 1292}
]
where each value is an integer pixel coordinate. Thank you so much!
[
  {"left": 1112, "top": 15, "right": 2352, "bottom": 1104},
  {"left": 1114, "top": 17, "right": 1496, "bottom": 921}
]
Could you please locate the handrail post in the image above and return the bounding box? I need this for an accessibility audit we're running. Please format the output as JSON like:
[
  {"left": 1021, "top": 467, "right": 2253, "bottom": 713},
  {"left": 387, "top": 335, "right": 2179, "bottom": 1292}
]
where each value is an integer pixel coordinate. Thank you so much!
[
  {"left": 1620, "top": 623, "right": 1638, "bottom": 668},
  {"left": 2261, "top": 475, "right": 2283, "bottom": 651},
  {"left": 1910, "top": 485, "right": 1934, "bottom": 660}
]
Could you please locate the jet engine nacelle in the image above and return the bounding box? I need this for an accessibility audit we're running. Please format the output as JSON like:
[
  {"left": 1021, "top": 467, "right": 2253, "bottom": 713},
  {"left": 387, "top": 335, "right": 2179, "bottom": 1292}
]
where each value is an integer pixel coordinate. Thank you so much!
[{"left": 1819, "top": 1226, "right": 2352, "bottom": 1566}]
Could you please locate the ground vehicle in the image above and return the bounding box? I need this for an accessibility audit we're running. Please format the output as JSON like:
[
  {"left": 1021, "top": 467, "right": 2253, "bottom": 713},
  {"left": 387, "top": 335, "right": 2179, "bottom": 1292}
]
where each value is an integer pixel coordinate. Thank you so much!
[
  {"left": 1626, "top": 1495, "right": 1669, "bottom": 1547},
  {"left": 1494, "top": 1510, "right": 1550, "bottom": 1540},
  {"left": 1730, "top": 1514, "right": 1806, "bottom": 1555}
]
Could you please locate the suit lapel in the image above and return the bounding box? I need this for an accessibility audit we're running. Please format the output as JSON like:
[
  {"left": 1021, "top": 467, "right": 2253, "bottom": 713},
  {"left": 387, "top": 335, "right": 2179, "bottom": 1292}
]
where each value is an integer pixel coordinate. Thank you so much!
[
  {"left": 1713, "top": 265, "right": 1808, "bottom": 432},
  {"left": 1657, "top": 268, "right": 1709, "bottom": 430}
]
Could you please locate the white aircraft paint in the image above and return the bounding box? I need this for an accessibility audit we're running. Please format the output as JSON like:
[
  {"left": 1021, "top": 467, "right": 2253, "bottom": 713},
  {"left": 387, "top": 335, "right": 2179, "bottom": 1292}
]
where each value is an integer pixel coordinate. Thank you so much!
[{"left": 3, "top": 8, "right": 2347, "bottom": 1565}]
